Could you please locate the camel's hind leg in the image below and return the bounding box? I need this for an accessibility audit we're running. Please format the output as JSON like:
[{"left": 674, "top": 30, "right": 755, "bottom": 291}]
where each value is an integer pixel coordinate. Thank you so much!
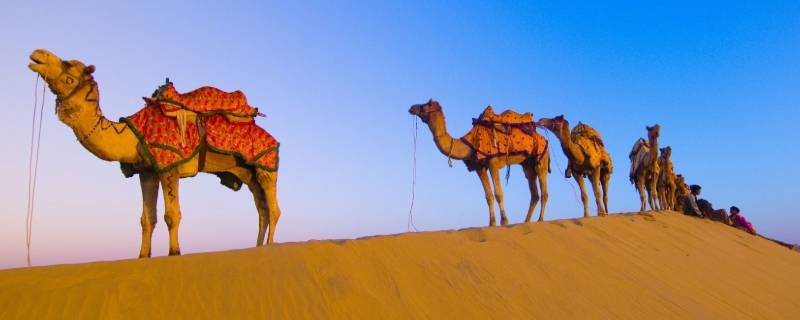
[
  {"left": 574, "top": 174, "right": 590, "bottom": 218},
  {"left": 589, "top": 168, "right": 606, "bottom": 216},
  {"left": 159, "top": 170, "right": 182, "bottom": 256},
  {"left": 138, "top": 171, "right": 159, "bottom": 258},
  {"left": 488, "top": 165, "right": 509, "bottom": 226},
  {"left": 255, "top": 170, "right": 281, "bottom": 244},
  {"left": 522, "top": 164, "right": 540, "bottom": 223},
  {"left": 226, "top": 167, "right": 271, "bottom": 246},
  {"left": 601, "top": 169, "right": 610, "bottom": 214}
]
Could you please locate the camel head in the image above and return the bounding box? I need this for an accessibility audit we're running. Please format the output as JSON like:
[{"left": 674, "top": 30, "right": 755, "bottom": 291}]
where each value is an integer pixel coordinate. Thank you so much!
[
  {"left": 29, "top": 49, "right": 96, "bottom": 98},
  {"left": 660, "top": 146, "right": 672, "bottom": 159},
  {"left": 646, "top": 124, "right": 661, "bottom": 140},
  {"left": 28, "top": 49, "right": 98, "bottom": 124},
  {"left": 537, "top": 115, "right": 569, "bottom": 135},
  {"left": 408, "top": 99, "right": 442, "bottom": 124}
]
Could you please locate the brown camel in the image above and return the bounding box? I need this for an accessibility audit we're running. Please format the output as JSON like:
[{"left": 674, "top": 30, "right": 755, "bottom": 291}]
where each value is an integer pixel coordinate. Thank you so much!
[
  {"left": 673, "top": 174, "right": 689, "bottom": 212},
  {"left": 629, "top": 125, "right": 661, "bottom": 211},
  {"left": 28, "top": 49, "right": 281, "bottom": 258},
  {"left": 657, "top": 146, "right": 677, "bottom": 211},
  {"left": 408, "top": 100, "right": 550, "bottom": 225},
  {"left": 537, "top": 116, "right": 612, "bottom": 217}
]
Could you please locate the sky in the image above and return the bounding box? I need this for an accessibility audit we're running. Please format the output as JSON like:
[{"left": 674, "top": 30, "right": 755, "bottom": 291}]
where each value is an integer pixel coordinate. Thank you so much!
[{"left": 1, "top": 1, "right": 798, "bottom": 269}]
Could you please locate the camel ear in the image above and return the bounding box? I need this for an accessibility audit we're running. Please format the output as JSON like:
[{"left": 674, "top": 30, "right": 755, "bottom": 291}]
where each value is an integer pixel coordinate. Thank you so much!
[
  {"left": 85, "top": 65, "right": 95, "bottom": 74},
  {"left": 646, "top": 125, "right": 652, "bottom": 130},
  {"left": 427, "top": 98, "right": 433, "bottom": 104}
]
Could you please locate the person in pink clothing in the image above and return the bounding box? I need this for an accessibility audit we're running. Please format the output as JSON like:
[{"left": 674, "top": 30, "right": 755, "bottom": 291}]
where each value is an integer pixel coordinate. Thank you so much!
[{"left": 729, "top": 206, "right": 756, "bottom": 235}]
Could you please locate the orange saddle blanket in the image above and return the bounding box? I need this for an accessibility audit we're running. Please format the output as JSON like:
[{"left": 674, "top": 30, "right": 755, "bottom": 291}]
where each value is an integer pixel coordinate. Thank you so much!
[
  {"left": 123, "top": 82, "right": 278, "bottom": 173},
  {"left": 460, "top": 106, "right": 547, "bottom": 161}
]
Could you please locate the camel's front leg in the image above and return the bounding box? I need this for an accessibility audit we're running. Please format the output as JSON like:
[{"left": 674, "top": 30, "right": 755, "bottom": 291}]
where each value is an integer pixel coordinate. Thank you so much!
[
  {"left": 647, "top": 175, "right": 659, "bottom": 211},
  {"left": 476, "top": 168, "right": 496, "bottom": 226},
  {"left": 488, "top": 166, "right": 509, "bottom": 226},
  {"left": 635, "top": 176, "right": 647, "bottom": 212},
  {"left": 159, "top": 170, "right": 182, "bottom": 255},
  {"left": 138, "top": 171, "right": 159, "bottom": 258}
]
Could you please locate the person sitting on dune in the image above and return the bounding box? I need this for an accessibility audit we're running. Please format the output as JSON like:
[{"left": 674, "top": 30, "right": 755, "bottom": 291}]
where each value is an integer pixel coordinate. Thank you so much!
[
  {"left": 682, "top": 185, "right": 704, "bottom": 218},
  {"left": 729, "top": 206, "right": 756, "bottom": 235}
]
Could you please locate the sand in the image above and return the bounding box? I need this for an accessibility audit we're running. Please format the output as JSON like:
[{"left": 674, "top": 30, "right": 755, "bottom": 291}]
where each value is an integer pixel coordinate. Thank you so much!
[{"left": 1, "top": 211, "right": 798, "bottom": 319}]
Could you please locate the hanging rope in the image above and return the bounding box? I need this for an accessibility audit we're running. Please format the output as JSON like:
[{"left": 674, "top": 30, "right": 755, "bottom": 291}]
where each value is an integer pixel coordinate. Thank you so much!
[
  {"left": 407, "top": 116, "right": 419, "bottom": 232},
  {"left": 26, "top": 75, "right": 46, "bottom": 267}
]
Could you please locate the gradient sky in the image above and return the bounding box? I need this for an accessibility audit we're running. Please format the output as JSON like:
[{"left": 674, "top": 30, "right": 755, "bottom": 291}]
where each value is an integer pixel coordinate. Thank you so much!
[{"left": 1, "top": 1, "right": 798, "bottom": 269}]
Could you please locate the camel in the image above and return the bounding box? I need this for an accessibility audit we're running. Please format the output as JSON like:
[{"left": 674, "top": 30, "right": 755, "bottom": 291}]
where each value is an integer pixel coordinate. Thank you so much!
[
  {"left": 673, "top": 174, "right": 689, "bottom": 212},
  {"left": 27, "top": 49, "right": 281, "bottom": 258},
  {"left": 536, "top": 115, "right": 612, "bottom": 217},
  {"left": 629, "top": 125, "right": 661, "bottom": 211},
  {"left": 408, "top": 100, "right": 550, "bottom": 225},
  {"left": 657, "top": 146, "right": 677, "bottom": 211}
]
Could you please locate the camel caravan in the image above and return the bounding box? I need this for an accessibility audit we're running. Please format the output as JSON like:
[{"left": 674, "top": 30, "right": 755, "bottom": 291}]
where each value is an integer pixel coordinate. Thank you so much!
[{"left": 28, "top": 49, "right": 749, "bottom": 258}]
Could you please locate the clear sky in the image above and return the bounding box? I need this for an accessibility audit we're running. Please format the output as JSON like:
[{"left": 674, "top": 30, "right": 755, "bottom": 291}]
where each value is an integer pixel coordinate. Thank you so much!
[{"left": 1, "top": 1, "right": 798, "bottom": 269}]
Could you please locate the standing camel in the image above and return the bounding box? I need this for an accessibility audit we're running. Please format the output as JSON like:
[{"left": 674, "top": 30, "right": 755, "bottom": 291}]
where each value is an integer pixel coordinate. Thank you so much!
[
  {"left": 629, "top": 125, "right": 661, "bottom": 211},
  {"left": 28, "top": 49, "right": 281, "bottom": 258},
  {"left": 537, "top": 115, "right": 612, "bottom": 217},
  {"left": 409, "top": 100, "right": 550, "bottom": 225},
  {"left": 657, "top": 146, "right": 677, "bottom": 211}
]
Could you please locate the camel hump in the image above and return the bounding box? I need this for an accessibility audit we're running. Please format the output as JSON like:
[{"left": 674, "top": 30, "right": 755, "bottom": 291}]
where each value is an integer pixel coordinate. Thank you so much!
[
  {"left": 147, "top": 80, "right": 260, "bottom": 118},
  {"left": 629, "top": 138, "right": 649, "bottom": 159},
  {"left": 571, "top": 123, "right": 605, "bottom": 148}
]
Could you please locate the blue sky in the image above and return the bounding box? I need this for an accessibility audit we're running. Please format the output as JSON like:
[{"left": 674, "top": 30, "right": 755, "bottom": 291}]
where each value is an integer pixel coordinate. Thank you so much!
[{"left": 1, "top": 1, "right": 798, "bottom": 268}]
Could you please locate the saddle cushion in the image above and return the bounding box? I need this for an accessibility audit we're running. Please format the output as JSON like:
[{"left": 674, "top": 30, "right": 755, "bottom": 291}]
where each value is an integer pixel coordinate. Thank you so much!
[
  {"left": 123, "top": 105, "right": 279, "bottom": 172},
  {"left": 146, "top": 81, "right": 260, "bottom": 119},
  {"left": 460, "top": 106, "right": 547, "bottom": 162}
]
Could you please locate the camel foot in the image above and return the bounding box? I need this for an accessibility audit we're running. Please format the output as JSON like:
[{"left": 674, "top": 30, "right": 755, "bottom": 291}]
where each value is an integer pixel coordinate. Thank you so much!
[
  {"left": 138, "top": 254, "right": 150, "bottom": 259},
  {"left": 537, "top": 217, "right": 544, "bottom": 222},
  {"left": 168, "top": 249, "right": 181, "bottom": 256},
  {"left": 489, "top": 219, "right": 496, "bottom": 227},
  {"left": 501, "top": 217, "right": 509, "bottom": 226}
]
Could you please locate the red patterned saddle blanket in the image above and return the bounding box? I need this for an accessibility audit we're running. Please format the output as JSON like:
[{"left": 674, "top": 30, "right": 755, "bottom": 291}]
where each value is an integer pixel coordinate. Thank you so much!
[
  {"left": 144, "top": 79, "right": 262, "bottom": 120},
  {"left": 123, "top": 82, "right": 279, "bottom": 173},
  {"left": 461, "top": 106, "right": 546, "bottom": 161}
]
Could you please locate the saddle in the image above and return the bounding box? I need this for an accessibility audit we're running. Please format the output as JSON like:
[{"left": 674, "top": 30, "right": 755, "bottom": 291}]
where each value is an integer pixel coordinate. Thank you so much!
[
  {"left": 471, "top": 106, "right": 536, "bottom": 135},
  {"left": 461, "top": 106, "right": 546, "bottom": 163},
  {"left": 144, "top": 79, "right": 262, "bottom": 122}
]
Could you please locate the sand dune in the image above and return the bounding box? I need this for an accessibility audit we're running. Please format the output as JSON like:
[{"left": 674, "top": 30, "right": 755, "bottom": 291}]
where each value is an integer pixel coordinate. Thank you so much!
[{"left": 1, "top": 211, "right": 798, "bottom": 319}]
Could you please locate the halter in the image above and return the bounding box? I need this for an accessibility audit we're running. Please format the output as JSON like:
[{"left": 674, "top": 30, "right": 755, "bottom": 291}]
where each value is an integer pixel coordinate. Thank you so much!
[{"left": 54, "top": 67, "right": 91, "bottom": 105}]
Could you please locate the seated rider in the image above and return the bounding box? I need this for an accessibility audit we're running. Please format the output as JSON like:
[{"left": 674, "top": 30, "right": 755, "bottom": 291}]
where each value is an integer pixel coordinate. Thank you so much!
[
  {"left": 682, "top": 184, "right": 704, "bottom": 217},
  {"left": 729, "top": 206, "right": 756, "bottom": 235}
]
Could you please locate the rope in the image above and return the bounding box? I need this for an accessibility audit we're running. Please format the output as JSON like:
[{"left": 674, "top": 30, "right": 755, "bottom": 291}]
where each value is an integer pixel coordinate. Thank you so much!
[
  {"left": 407, "top": 116, "right": 419, "bottom": 232},
  {"left": 26, "top": 75, "right": 46, "bottom": 267}
]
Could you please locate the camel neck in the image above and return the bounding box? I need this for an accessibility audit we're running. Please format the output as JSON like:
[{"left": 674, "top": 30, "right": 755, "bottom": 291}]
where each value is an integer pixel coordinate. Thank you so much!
[
  {"left": 425, "top": 111, "right": 473, "bottom": 160},
  {"left": 553, "top": 124, "right": 584, "bottom": 165},
  {"left": 60, "top": 83, "right": 141, "bottom": 164}
]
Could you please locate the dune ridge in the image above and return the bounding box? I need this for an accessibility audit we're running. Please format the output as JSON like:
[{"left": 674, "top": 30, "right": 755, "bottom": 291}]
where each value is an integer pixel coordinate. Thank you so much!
[{"left": 1, "top": 211, "right": 799, "bottom": 319}]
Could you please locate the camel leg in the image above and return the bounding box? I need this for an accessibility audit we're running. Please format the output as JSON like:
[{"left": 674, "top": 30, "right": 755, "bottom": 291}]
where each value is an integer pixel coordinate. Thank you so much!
[
  {"left": 589, "top": 169, "right": 606, "bottom": 217},
  {"left": 488, "top": 166, "right": 509, "bottom": 226},
  {"left": 601, "top": 170, "right": 610, "bottom": 214},
  {"left": 574, "top": 174, "right": 590, "bottom": 218},
  {"left": 256, "top": 170, "right": 281, "bottom": 244},
  {"left": 522, "top": 165, "right": 540, "bottom": 223},
  {"left": 138, "top": 171, "right": 159, "bottom": 258},
  {"left": 647, "top": 176, "right": 659, "bottom": 211},
  {"left": 536, "top": 159, "right": 549, "bottom": 222},
  {"left": 228, "top": 167, "right": 269, "bottom": 246},
  {"left": 159, "top": 170, "right": 182, "bottom": 256},
  {"left": 635, "top": 177, "right": 646, "bottom": 212},
  {"left": 476, "top": 167, "right": 496, "bottom": 226}
]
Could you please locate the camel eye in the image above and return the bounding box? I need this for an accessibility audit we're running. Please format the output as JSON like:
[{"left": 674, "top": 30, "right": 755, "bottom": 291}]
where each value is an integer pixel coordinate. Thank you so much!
[{"left": 64, "top": 77, "right": 75, "bottom": 85}]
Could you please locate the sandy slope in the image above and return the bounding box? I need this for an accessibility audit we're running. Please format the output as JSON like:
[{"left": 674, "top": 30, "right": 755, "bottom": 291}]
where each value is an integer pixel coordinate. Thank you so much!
[{"left": 1, "top": 211, "right": 798, "bottom": 319}]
